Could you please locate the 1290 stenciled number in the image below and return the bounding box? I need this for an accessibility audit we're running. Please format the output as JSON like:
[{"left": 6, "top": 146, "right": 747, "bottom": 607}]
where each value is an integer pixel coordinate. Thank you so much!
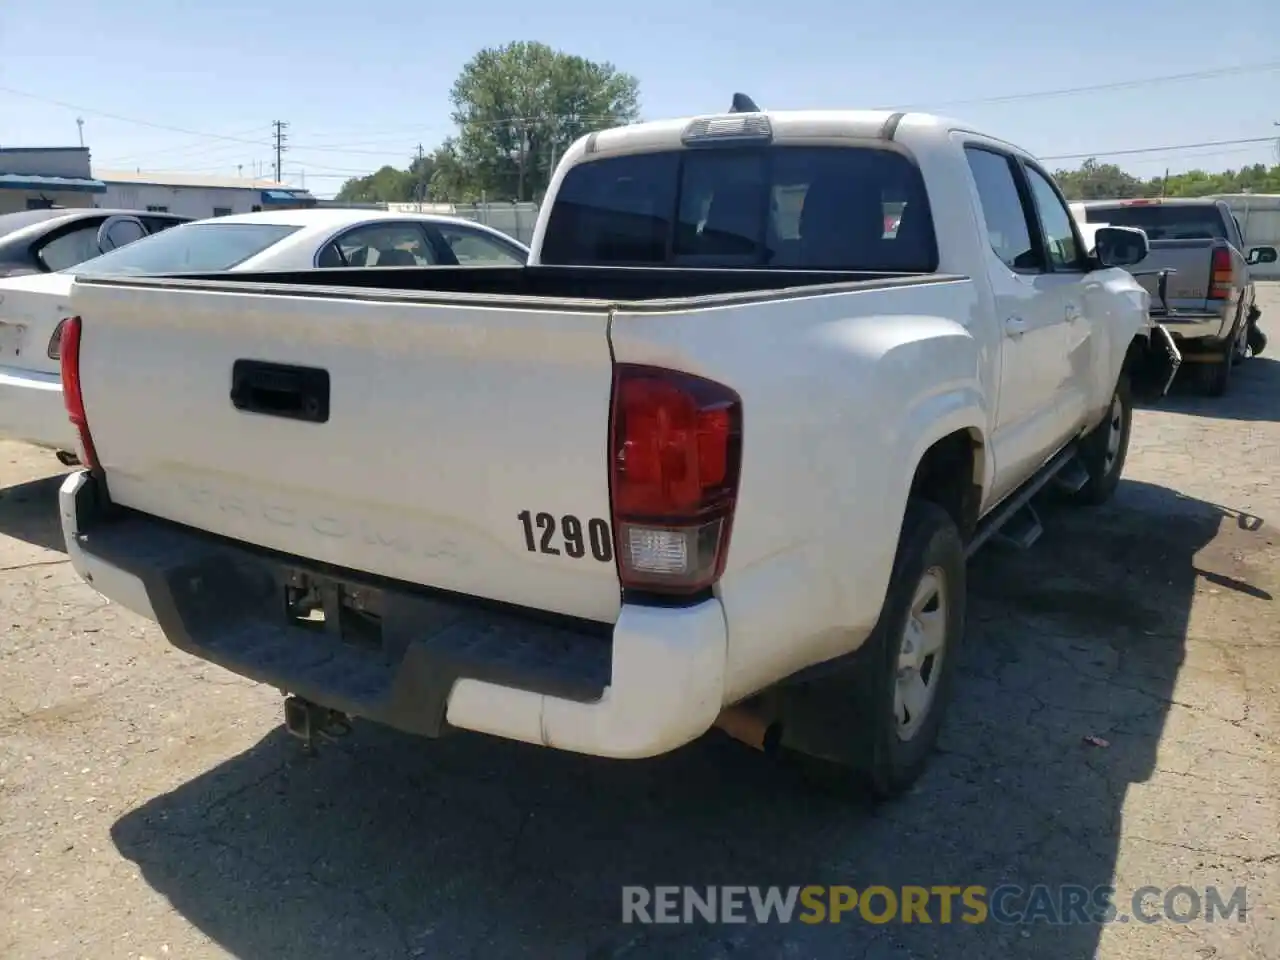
[{"left": 518, "top": 510, "right": 613, "bottom": 563}]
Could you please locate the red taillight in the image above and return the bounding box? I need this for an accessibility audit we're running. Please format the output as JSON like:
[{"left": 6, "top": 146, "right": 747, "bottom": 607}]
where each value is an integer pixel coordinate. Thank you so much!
[
  {"left": 58, "top": 316, "right": 99, "bottom": 470},
  {"left": 1209, "top": 247, "right": 1233, "bottom": 301},
  {"left": 609, "top": 364, "right": 742, "bottom": 596}
]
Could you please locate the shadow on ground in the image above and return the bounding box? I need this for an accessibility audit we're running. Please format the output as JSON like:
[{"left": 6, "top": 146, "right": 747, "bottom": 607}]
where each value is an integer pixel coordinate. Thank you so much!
[
  {"left": 108, "top": 472, "right": 1274, "bottom": 959},
  {"left": 0, "top": 474, "right": 66, "bottom": 554},
  {"left": 1139, "top": 354, "right": 1280, "bottom": 422}
]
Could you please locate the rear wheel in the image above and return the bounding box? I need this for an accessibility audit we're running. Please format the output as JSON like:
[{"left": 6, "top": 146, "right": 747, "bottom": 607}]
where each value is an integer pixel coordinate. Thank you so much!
[{"left": 787, "top": 501, "right": 966, "bottom": 800}]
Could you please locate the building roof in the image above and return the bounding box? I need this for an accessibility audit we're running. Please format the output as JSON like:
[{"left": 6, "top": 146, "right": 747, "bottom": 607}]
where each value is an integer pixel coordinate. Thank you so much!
[
  {"left": 0, "top": 146, "right": 90, "bottom": 154},
  {"left": 95, "top": 169, "right": 300, "bottom": 190}
]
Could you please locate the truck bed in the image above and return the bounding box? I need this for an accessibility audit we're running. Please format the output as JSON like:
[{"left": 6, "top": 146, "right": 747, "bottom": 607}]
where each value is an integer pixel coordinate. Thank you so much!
[
  {"left": 68, "top": 263, "right": 969, "bottom": 632},
  {"left": 89, "top": 263, "right": 960, "bottom": 306}
]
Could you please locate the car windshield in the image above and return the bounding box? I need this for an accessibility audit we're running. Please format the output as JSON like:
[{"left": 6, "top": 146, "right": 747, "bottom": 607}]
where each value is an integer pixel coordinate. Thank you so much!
[
  {"left": 540, "top": 145, "right": 937, "bottom": 272},
  {"left": 65, "top": 222, "right": 301, "bottom": 276},
  {"left": 1081, "top": 204, "right": 1227, "bottom": 241}
]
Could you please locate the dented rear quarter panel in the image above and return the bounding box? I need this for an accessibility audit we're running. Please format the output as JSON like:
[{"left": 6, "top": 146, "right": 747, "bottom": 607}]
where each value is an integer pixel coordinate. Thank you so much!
[{"left": 609, "top": 277, "right": 987, "bottom": 703}]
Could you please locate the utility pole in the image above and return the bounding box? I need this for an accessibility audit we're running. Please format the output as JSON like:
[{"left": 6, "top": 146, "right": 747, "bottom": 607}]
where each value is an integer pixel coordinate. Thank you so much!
[
  {"left": 415, "top": 142, "right": 426, "bottom": 207},
  {"left": 272, "top": 120, "right": 289, "bottom": 182},
  {"left": 516, "top": 120, "right": 527, "bottom": 203},
  {"left": 76, "top": 117, "right": 85, "bottom": 148}
]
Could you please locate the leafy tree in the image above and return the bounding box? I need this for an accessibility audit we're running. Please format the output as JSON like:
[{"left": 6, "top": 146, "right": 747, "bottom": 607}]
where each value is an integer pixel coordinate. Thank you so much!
[
  {"left": 334, "top": 164, "right": 414, "bottom": 203},
  {"left": 1053, "top": 159, "right": 1145, "bottom": 200},
  {"left": 1053, "top": 157, "right": 1280, "bottom": 201},
  {"left": 439, "top": 41, "right": 640, "bottom": 202}
]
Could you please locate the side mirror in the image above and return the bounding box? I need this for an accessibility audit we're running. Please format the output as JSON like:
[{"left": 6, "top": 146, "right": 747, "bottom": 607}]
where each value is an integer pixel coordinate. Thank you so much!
[
  {"left": 1246, "top": 246, "right": 1277, "bottom": 266},
  {"left": 95, "top": 215, "right": 148, "bottom": 254},
  {"left": 1093, "top": 225, "right": 1149, "bottom": 268}
]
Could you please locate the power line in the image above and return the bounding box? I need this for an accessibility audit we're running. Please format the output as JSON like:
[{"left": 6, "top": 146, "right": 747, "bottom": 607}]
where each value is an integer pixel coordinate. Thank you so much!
[
  {"left": 0, "top": 85, "right": 270, "bottom": 145},
  {"left": 890, "top": 60, "right": 1280, "bottom": 111},
  {"left": 1041, "top": 135, "right": 1277, "bottom": 163},
  {"left": 5, "top": 61, "right": 1279, "bottom": 156}
]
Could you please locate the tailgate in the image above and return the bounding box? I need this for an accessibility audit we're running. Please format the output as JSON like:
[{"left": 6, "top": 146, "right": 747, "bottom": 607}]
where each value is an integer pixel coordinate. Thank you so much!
[
  {"left": 1128, "top": 241, "right": 1212, "bottom": 313},
  {"left": 71, "top": 278, "right": 623, "bottom": 623}
]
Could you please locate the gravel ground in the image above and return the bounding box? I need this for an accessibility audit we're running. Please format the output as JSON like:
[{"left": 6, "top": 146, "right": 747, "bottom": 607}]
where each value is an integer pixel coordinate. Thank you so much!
[{"left": 2, "top": 288, "right": 1279, "bottom": 960}]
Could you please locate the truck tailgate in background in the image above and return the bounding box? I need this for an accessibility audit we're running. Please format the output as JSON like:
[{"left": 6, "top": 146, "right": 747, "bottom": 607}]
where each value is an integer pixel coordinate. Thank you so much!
[
  {"left": 1124, "top": 240, "right": 1213, "bottom": 313},
  {"left": 70, "top": 279, "right": 622, "bottom": 624}
]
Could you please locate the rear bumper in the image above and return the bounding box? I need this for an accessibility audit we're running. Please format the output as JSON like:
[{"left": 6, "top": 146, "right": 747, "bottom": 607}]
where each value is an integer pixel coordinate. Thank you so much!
[
  {"left": 1152, "top": 310, "right": 1231, "bottom": 342},
  {"left": 60, "top": 470, "right": 728, "bottom": 759},
  {"left": 0, "top": 364, "right": 75, "bottom": 450}
]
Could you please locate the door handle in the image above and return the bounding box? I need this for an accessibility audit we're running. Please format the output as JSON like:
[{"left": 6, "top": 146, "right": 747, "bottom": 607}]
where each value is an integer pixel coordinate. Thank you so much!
[
  {"left": 231, "top": 359, "right": 331, "bottom": 424},
  {"left": 1005, "top": 316, "right": 1027, "bottom": 338},
  {"left": 1065, "top": 304, "right": 1082, "bottom": 323}
]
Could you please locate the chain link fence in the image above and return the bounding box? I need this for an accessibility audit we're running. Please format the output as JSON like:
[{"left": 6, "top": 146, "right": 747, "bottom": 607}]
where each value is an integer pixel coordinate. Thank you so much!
[{"left": 383, "top": 201, "right": 541, "bottom": 245}]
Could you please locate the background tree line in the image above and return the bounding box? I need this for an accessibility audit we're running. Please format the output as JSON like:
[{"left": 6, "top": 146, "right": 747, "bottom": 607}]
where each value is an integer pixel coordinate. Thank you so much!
[
  {"left": 336, "top": 46, "right": 1280, "bottom": 205},
  {"left": 335, "top": 41, "right": 639, "bottom": 204},
  {"left": 1051, "top": 157, "right": 1280, "bottom": 201}
]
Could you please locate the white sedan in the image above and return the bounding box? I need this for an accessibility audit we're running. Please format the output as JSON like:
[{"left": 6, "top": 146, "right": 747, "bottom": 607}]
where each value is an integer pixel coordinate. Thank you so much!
[{"left": 0, "top": 209, "right": 529, "bottom": 458}]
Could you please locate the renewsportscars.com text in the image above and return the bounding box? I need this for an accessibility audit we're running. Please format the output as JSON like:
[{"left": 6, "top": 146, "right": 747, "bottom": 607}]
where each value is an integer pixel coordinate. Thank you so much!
[{"left": 621, "top": 885, "right": 1247, "bottom": 926}]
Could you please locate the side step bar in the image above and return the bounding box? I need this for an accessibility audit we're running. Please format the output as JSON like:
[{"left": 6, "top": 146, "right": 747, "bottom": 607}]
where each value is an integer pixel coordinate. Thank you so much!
[{"left": 965, "top": 444, "right": 1079, "bottom": 559}]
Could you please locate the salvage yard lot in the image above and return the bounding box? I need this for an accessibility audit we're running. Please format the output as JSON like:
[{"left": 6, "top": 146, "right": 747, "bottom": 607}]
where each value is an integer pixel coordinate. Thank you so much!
[{"left": 3, "top": 287, "right": 1279, "bottom": 960}]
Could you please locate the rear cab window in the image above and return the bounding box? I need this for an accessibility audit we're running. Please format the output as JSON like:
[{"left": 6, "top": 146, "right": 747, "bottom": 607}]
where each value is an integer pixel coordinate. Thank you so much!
[
  {"left": 1080, "top": 203, "right": 1229, "bottom": 242},
  {"left": 540, "top": 145, "right": 937, "bottom": 272}
]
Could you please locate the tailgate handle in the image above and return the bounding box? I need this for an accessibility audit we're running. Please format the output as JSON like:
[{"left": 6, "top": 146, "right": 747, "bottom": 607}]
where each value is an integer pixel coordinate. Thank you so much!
[{"left": 231, "top": 359, "right": 330, "bottom": 424}]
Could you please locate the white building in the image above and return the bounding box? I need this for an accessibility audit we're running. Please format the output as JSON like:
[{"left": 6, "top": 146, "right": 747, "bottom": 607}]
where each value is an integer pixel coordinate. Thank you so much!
[
  {"left": 95, "top": 170, "right": 315, "bottom": 219},
  {"left": 0, "top": 147, "right": 105, "bottom": 214}
]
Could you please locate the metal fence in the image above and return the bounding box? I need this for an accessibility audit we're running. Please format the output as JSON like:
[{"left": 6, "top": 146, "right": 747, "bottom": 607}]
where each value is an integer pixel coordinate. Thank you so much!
[{"left": 384, "top": 201, "right": 541, "bottom": 245}]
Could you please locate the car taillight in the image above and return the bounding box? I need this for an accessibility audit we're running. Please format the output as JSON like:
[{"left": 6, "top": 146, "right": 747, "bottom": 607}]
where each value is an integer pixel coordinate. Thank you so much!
[
  {"left": 58, "top": 316, "right": 100, "bottom": 471},
  {"left": 47, "top": 318, "right": 68, "bottom": 360},
  {"left": 1209, "top": 247, "right": 1233, "bottom": 301},
  {"left": 609, "top": 364, "right": 742, "bottom": 596}
]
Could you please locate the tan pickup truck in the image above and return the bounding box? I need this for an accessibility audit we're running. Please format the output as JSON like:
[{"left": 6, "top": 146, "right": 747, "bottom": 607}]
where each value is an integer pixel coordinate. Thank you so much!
[{"left": 1072, "top": 198, "right": 1276, "bottom": 396}]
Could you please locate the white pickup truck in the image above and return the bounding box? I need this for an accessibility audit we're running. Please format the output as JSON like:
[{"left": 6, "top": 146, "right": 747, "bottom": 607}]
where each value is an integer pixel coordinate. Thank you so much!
[{"left": 57, "top": 102, "right": 1179, "bottom": 798}]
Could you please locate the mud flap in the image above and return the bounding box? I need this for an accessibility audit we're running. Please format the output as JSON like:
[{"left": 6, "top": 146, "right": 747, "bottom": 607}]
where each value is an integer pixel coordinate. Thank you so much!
[{"left": 1130, "top": 323, "right": 1182, "bottom": 402}]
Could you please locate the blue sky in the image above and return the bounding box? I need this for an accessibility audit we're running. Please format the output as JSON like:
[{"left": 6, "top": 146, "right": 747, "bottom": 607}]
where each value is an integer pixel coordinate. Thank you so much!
[{"left": 1, "top": 0, "right": 1277, "bottom": 197}]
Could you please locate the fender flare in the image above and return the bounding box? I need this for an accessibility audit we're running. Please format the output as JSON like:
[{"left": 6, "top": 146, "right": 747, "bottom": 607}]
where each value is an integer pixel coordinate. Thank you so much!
[{"left": 901, "top": 385, "right": 991, "bottom": 503}]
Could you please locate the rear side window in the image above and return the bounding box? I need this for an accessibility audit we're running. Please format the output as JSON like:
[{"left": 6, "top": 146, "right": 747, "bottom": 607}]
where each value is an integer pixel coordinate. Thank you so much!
[
  {"left": 541, "top": 146, "right": 937, "bottom": 272},
  {"left": 1081, "top": 204, "right": 1228, "bottom": 241}
]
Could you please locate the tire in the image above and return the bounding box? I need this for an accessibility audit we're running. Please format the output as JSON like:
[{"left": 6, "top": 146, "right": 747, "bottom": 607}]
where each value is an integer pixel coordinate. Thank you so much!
[
  {"left": 1204, "top": 340, "right": 1233, "bottom": 397},
  {"left": 786, "top": 501, "right": 966, "bottom": 801},
  {"left": 1069, "top": 374, "right": 1132, "bottom": 507}
]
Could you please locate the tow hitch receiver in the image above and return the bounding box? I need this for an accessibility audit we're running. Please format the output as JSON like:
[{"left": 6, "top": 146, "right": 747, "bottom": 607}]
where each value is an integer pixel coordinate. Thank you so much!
[{"left": 283, "top": 695, "right": 352, "bottom": 753}]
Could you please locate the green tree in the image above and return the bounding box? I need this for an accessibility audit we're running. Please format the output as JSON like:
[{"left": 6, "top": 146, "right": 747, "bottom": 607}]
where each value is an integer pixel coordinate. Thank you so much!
[
  {"left": 1053, "top": 159, "right": 1146, "bottom": 200},
  {"left": 1052, "top": 157, "right": 1280, "bottom": 201},
  {"left": 441, "top": 41, "right": 640, "bottom": 202},
  {"left": 334, "top": 164, "right": 415, "bottom": 203}
]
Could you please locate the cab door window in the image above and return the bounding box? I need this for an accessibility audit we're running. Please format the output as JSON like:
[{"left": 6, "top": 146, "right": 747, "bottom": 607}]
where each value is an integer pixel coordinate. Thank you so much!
[{"left": 1022, "top": 165, "right": 1085, "bottom": 271}]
